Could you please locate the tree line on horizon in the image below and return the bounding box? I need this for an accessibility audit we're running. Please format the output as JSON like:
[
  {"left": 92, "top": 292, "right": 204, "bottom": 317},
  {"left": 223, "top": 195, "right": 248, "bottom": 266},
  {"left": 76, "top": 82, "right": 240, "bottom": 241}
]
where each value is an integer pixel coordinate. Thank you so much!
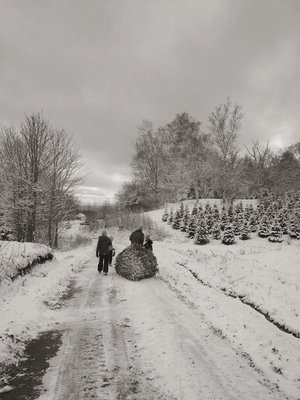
[
  {"left": 0, "top": 112, "right": 82, "bottom": 246},
  {"left": 116, "top": 98, "right": 300, "bottom": 211}
]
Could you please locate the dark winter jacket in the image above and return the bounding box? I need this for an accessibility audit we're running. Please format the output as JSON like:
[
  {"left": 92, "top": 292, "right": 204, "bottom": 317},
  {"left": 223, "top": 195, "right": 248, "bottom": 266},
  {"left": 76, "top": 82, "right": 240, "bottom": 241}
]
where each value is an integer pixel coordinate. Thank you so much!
[
  {"left": 96, "top": 236, "right": 112, "bottom": 257},
  {"left": 129, "top": 229, "right": 144, "bottom": 244},
  {"left": 144, "top": 239, "right": 153, "bottom": 251}
]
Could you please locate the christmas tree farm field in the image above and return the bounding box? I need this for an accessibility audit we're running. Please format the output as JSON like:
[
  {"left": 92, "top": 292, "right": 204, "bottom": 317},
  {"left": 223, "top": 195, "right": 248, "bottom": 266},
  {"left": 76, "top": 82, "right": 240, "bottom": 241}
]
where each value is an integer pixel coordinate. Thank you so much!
[{"left": 145, "top": 202, "right": 300, "bottom": 396}]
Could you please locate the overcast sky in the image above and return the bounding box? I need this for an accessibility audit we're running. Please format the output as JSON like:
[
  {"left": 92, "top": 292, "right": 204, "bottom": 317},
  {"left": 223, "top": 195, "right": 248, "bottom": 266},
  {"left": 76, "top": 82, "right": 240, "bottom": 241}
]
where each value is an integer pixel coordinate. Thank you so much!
[{"left": 0, "top": 0, "right": 299, "bottom": 204}]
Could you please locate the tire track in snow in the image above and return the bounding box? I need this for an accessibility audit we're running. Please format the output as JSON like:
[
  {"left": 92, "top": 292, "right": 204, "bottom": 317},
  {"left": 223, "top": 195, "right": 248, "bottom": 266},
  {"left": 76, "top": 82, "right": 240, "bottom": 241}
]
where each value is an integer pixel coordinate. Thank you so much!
[{"left": 176, "top": 261, "right": 300, "bottom": 339}]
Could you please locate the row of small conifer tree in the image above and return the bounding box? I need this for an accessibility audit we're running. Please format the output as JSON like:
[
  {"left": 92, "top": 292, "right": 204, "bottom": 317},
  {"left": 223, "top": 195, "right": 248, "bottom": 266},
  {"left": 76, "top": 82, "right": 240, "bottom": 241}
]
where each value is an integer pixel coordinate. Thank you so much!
[{"left": 161, "top": 190, "right": 300, "bottom": 245}]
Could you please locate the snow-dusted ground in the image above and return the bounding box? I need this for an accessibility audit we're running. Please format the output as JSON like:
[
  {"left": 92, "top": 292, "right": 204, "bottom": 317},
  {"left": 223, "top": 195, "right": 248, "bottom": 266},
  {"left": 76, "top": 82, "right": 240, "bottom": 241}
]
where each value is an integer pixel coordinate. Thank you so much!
[{"left": 0, "top": 206, "right": 299, "bottom": 399}]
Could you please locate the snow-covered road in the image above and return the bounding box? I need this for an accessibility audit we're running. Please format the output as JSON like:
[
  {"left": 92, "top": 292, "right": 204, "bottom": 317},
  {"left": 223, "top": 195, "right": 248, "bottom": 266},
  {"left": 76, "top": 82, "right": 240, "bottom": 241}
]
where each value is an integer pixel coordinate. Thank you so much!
[{"left": 38, "top": 257, "right": 283, "bottom": 400}]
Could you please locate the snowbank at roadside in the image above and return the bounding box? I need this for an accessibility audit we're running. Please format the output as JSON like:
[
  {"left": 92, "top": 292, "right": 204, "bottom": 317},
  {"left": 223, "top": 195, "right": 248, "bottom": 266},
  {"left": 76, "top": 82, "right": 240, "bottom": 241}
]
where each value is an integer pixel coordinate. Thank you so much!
[
  {"left": 0, "top": 245, "right": 93, "bottom": 374},
  {"left": 0, "top": 241, "right": 52, "bottom": 283}
]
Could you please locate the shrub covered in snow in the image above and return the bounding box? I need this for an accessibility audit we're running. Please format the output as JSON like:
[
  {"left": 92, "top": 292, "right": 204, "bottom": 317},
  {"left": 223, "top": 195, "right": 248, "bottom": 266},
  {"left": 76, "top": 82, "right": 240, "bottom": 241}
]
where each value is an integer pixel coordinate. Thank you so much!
[{"left": 115, "top": 244, "right": 158, "bottom": 281}]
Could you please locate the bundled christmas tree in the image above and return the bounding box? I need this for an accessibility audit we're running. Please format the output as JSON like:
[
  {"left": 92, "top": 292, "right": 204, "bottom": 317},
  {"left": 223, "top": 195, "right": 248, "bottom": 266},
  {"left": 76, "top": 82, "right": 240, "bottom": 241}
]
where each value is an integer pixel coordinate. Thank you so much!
[
  {"left": 172, "top": 209, "right": 181, "bottom": 229},
  {"left": 222, "top": 223, "right": 235, "bottom": 245},
  {"left": 239, "top": 222, "right": 250, "bottom": 240},
  {"left": 162, "top": 207, "right": 169, "bottom": 222},
  {"left": 268, "top": 219, "right": 283, "bottom": 243},
  {"left": 194, "top": 220, "right": 209, "bottom": 245},
  {"left": 212, "top": 222, "right": 221, "bottom": 240},
  {"left": 180, "top": 206, "right": 190, "bottom": 232},
  {"left": 258, "top": 215, "right": 270, "bottom": 238},
  {"left": 168, "top": 208, "right": 174, "bottom": 225},
  {"left": 115, "top": 244, "right": 158, "bottom": 281}
]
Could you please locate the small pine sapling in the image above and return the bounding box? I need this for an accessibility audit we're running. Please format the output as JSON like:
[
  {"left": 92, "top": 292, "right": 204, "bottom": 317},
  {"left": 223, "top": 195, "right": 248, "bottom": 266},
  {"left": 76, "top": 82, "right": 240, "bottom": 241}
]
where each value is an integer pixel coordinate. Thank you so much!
[
  {"left": 205, "top": 202, "right": 212, "bottom": 215},
  {"left": 162, "top": 207, "right": 169, "bottom": 222},
  {"left": 212, "top": 222, "right": 221, "bottom": 240},
  {"left": 258, "top": 215, "right": 270, "bottom": 238},
  {"left": 205, "top": 213, "right": 214, "bottom": 234},
  {"left": 222, "top": 223, "right": 235, "bottom": 245},
  {"left": 268, "top": 219, "right": 283, "bottom": 243},
  {"left": 191, "top": 204, "right": 198, "bottom": 216},
  {"left": 172, "top": 210, "right": 181, "bottom": 230},
  {"left": 194, "top": 219, "right": 209, "bottom": 245},
  {"left": 227, "top": 204, "right": 234, "bottom": 223},
  {"left": 249, "top": 214, "right": 258, "bottom": 232},
  {"left": 180, "top": 206, "right": 190, "bottom": 232},
  {"left": 187, "top": 214, "right": 197, "bottom": 238},
  {"left": 220, "top": 211, "right": 228, "bottom": 231},
  {"left": 179, "top": 202, "right": 185, "bottom": 219},
  {"left": 168, "top": 208, "right": 174, "bottom": 225},
  {"left": 239, "top": 222, "right": 250, "bottom": 240},
  {"left": 213, "top": 204, "right": 220, "bottom": 222}
]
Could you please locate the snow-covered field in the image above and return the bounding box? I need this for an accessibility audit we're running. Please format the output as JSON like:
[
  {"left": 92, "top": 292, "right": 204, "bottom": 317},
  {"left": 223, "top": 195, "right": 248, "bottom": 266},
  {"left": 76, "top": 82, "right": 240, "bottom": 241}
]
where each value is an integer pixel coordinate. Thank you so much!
[
  {"left": 0, "top": 205, "right": 299, "bottom": 399},
  {"left": 147, "top": 205, "right": 300, "bottom": 397}
]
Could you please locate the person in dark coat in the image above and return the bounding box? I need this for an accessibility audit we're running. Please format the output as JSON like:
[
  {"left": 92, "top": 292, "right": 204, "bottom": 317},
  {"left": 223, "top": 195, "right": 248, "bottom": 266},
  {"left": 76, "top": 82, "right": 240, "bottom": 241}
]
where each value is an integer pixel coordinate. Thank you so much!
[
  {"left": 129, "top": 226, "right": 144, "bottom": 245},
  {"left": 143, "top": 234, "right": 153, "bottom": 251},
  {"left": 96, "top": 230, "right": 112, "bottom": 275}
]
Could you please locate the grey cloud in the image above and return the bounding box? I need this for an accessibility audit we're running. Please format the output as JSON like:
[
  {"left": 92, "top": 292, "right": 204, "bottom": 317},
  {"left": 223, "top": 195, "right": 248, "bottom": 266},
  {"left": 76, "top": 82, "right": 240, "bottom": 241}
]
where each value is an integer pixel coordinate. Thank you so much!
[{"left": 0, "top": 0, "right": 299, "bottom": 202}]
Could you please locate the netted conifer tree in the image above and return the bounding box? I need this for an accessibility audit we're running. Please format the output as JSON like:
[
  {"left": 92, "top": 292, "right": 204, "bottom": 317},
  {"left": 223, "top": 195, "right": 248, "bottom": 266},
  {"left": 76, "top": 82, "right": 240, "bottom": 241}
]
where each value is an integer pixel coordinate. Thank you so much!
[{"left": 222, "top": 223, "right": 235, "bottom": 245}]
